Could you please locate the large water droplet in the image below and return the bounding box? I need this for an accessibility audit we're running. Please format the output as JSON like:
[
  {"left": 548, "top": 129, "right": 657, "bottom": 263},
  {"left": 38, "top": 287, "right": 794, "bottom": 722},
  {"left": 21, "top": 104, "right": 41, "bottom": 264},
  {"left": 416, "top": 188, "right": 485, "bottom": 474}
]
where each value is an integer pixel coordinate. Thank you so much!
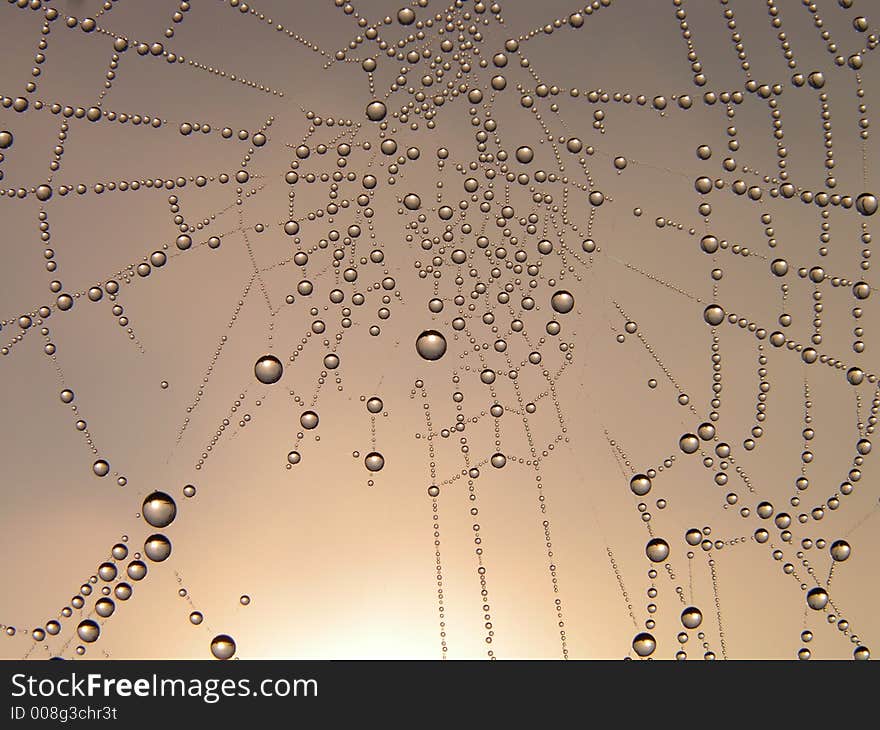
[
  {"left": 211, "top": 634, "right": 236, "bottom": 660},
  {"left": 646, "top": 538, "right": 670, "bottom": 562},
  {"left": 550, "top": 290, "right": 574, "bottom": 314},
  {"left": 142, "top": 491, "right": 177, "bottom": 528},
  {"left": 144, "top": 534, "right": 172, "bottom": 562},
  {"left": 632, "top": 632, "right": 656, "bottom": 657},
  {"left": 416, "top": 330, "right": 447, "bottom": 361},
  {"left": 254, "top": 354, "right": 283, "bottom": 384},
  {"left": 77, "top": 619, "right": 100, "bottom": 643}
]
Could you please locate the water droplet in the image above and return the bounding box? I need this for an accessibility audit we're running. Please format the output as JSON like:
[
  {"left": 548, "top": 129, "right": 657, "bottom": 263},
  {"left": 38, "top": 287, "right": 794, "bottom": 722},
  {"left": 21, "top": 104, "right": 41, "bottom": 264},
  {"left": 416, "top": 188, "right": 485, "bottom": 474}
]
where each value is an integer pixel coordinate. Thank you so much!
[
  {"left": 681, "top": 606, "right": 702, "bottom": 629},
  {"left": 806, "top": 587, "right": 829, "bottom": 610},
  {"left": 144, "top": 534, "right": 172, "bottom": 562},
  {"left": 630, "top": 474, "right": 652, "bottom": 496},
  {"left": 830, "top": 540, "right": 851, "bottom": 561},
  {"left": 416, "top": 330, "right": 447, "bottom": 361},
  {"left": 142, "top": 491, "right": 177, "bottom": 528},
  {"left": 515, "top": 146, "right": 534, "bottom": 163},
  {"left": 703, "top": 305, "right": 725, "bottom": 326},
  {"left": 77, "top": 619, "right": 100, "bottom": 643},
  {"left": 95, "top": 598, "right": 115, "bottom": 618},
  {"left": 364, "top": 452, "right": 385, "bottom": 472},
  {"left": 632, "top": 632, "right": 656, "bottom": 657},
  {"left": 210, "top": 634, "right": 236, "bottom": 660},
  {"left": 550, "top": 290, "right": 574, "bottom": 314},
  {"left": 254, "top": 354, "right": 283, "bottom": 384},
  {"left": 366, "top": 101, "right": 387, "bottom": 122},
  {"left": 856, "top": 193, "right": 877, "bottom": 216},
  {"left": 126, "top": 560, "right": 147, "bottom": 581},
  {"left": 646, "top": 538, "right": 670, "bottom": 562}
]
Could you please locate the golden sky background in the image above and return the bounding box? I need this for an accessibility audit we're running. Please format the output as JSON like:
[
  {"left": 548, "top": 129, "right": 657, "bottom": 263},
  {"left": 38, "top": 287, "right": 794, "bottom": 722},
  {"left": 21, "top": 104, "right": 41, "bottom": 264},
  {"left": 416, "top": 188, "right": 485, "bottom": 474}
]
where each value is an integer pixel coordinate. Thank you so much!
[{"left": 1, "top": 0, "right": 878, "bottom": 660}]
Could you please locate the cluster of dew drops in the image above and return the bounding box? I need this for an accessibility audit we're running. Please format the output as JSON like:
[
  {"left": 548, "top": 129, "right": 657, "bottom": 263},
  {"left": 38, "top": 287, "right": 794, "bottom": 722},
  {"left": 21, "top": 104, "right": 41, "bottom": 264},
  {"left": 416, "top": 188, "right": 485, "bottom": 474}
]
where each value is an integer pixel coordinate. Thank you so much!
[{"left": 1, "top": 0, "right": 879, "bottom": 660}]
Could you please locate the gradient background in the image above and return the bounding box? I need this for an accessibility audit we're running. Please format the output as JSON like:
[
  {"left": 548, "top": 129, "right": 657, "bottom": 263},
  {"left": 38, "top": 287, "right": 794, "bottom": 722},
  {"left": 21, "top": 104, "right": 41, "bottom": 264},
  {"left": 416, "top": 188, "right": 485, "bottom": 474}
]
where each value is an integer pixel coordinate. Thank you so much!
[{"left": 0, "top": 0, "right": 878, "bottom": 659}]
